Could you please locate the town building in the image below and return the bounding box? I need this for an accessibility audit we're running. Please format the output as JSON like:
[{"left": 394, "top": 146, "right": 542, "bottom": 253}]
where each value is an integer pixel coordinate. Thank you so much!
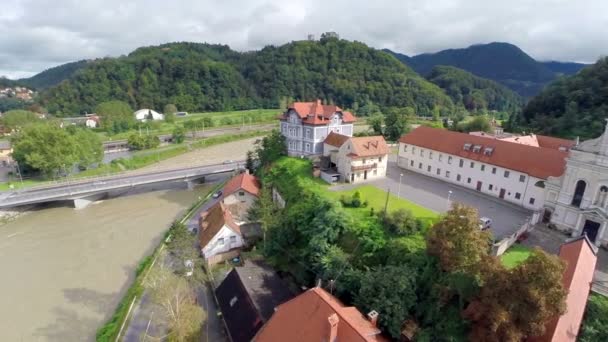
[
  {"left": 398, "top": 126, "right": 569, "bottom": 211},
  {"left": 0, "top": 140, "right": 12, "bottom": 167},
  {"left": 254, "top": 286, "right": 387, "bottom": 342},
  {"left": 134, "top": 108, "right": 164, "bottom": 121},
  {"left": 215, "top": 259, "right": 293, "bottom": 342},
  {"left": 278, "top": 100, "right": 356, "bottom": 156},
  {"left": 531, "top": 235, "right": 597, "bottom": 342},
  {"left": 545, "top": 121, "right": 608, "bottom": 246},
  {"left": 221, "top": 172, "right": 260, "bottom": 221},
  {"left": 198, "top": 202, "right": 244, "bottom": 263},
  {"left": 322, "top": 132, "right": 389, "bottom": 183}
]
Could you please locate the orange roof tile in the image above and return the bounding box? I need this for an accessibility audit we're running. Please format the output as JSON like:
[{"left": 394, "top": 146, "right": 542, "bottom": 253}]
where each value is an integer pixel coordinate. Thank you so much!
[
  {"left": 223, "top": 173, "right": 261, "bottom": 198},
  {"left": 349, "top": 136, "right": 389, "bottom": 157},
  {"left": 324, "top": 131, "right": 350, "bottom": 147},
  {"left": 532, "top": 236, "right": 597, "bottom": 342},
  {"left": 536, "top": 135, "right": 576, "bottom": 151},
  {"left": 198, "top": 202, "right": 240, "bottom": 248},
  {"left": 280, "top": 99, "right": 357, "bottom": 125},
  {"left": 399, "top": 126, "right": 568, "bottom": 179},
  {"left": 254, "top": 287, "right": 388, "bottom": 342}
]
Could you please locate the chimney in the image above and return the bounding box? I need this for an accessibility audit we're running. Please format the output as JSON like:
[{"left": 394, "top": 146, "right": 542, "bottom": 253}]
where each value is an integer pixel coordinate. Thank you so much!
[
  {"left": 327, "top": 313, "right": 339, "bottom": 342},
  {"left": 367, "top": 310, "right": 379, "bottom": 327}
]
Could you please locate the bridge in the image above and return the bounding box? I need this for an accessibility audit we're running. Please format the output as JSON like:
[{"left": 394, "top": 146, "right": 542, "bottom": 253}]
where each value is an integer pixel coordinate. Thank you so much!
[{"left": 0, "top": 162, "right": 242, "bottom": 209}]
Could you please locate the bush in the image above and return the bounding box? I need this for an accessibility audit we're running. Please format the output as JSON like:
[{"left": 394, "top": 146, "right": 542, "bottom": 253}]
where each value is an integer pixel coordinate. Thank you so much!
[
  {"left": 341, "top": 191, "right": 364, "bottom": 208},
  {"left": 382, "top": 208, "right": 421, "bottom": 236}
]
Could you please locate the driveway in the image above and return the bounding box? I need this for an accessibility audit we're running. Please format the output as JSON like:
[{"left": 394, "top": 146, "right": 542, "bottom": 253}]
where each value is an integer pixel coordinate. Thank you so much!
[{"left": 363, "top": 157, "right": 531, "bottom": 239}]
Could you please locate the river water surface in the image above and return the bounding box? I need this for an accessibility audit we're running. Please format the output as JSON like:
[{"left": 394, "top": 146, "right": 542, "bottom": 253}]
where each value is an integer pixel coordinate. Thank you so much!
[{"left": 0, "top": 186, "right": 210, "bottom": 341}]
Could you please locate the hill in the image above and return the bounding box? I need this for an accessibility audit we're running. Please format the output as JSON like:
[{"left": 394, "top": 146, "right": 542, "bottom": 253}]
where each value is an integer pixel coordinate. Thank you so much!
[
  {"left": 386, "top": 42, "right": 573, "bottom": 97},
  {"left": 516, "top": 57, "right": 608, "bottom": 139},
  {"left": 39, "top": 38, "right": 454, "bottom": 116},
  {"left": 19, "top": 60, "right": 89, "bottom": 89},
  {"left": 541, "top": 61, "right": 588, "bottom": 76},
  {"left": 426, "top": 65, "right": 523, "bottom": 114}
]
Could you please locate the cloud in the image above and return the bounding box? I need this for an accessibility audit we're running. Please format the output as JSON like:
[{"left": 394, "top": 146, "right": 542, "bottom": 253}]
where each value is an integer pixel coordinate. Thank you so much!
[{"left": 0, "top": 0, "right": 606, "bottom": 78}]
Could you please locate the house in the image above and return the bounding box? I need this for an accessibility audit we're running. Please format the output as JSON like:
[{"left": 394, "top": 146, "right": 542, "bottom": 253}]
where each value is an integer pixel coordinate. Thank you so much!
[
  {"left": 322, "top": 132, "right": 389, "bottom": 183},
  {"left": 215, "top": 259, "right": 293, "bottom": 342},
  {"left": 134, "top": 108, "right": 164, "bottom": 122},
  {"left": 544, "top": 121, "right": 608, "bottom": 246},
  {"left": 254, "top": 286, "right": 388, "bottom": 342},
  {"left": 0, "top": 140, "right": 12, "bottom": 167},
  {"left": 398, "top": 126, "right": 569, "bottom": 211},
  {"left": 222, "top": 172, "right": 261, "bottom": 221},
  {"left": 198, "top": 202, "right": 244, "bottom": 263},
  {"left": 530, "top": 235, "right": 597, "bottom": 342},
  {"left": 278, "top": 99, "right": 356, "bottom": 156},
  {"left": 85, "top": 115, "right": 100, "bottom": 128}
]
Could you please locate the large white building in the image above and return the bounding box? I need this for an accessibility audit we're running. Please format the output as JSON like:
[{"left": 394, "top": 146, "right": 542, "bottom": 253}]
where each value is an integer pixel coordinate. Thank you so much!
[
  {"left": 278, "top": 100, "right": 356, "bottom": 156},
  {"left": 398, "top": 126, "right": 571, "bottom": 211},
  {"left": 544, "top": 121, "right": 608, "bottom": 247}
]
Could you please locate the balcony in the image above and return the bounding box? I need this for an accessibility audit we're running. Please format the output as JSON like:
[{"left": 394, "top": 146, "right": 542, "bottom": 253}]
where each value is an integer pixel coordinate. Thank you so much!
[{"left": 351, "top": 163, "right": 377, "bottom": 172}]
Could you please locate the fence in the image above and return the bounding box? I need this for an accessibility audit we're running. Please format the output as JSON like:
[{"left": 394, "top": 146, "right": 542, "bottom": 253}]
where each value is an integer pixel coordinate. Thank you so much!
[{"left": 492, "top": 222, "right": 531, "bottom": 256}]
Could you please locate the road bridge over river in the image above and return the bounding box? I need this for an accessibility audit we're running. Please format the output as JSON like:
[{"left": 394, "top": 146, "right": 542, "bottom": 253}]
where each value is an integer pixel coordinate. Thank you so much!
[{"left": 0, "top": 161, "right": 242, "bottom": 209}]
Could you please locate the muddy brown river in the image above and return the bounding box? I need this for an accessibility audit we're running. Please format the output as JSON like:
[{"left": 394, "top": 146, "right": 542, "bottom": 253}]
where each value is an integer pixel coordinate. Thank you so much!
[{"left": 0, "top": 186, "right": 210, "bottom": 341}]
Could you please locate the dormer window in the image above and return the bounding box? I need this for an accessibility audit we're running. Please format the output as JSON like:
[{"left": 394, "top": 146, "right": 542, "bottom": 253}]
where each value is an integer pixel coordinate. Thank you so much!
[
  {"left": 472, "top": 145, "right": 482, "bottom": 153},
  {"left": 463, "top": 143, "right": 472, "bottom": 151},
  {"left": 483, "top": 147, "right": 494, "bottom": 156}
]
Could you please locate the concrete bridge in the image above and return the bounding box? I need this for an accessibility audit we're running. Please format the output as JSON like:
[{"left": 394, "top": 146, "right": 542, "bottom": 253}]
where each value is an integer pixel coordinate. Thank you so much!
[{"left": 0, "top": 162, "right": 243, "bottom": 209}]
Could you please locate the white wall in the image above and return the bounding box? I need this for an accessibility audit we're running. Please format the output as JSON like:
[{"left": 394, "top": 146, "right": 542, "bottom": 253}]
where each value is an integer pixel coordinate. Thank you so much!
[
  {"left": 397, "top": 142, "right": 545, "bottom": 210},
  {"left": 223, "top": 191, "right": 257, "bottom": 208},
  {"left": 201, "top": 225, "right": 244, "bottom": 259},
  {"left": 337, "top": 141, "right": 388, "bottom": 183},
  {"left": 280, "top": 111, "right": 354, "bottom": 155}
]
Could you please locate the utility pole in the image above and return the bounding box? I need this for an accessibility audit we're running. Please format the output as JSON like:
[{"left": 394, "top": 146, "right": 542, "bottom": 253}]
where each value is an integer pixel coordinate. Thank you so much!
[
  {"left": 383, "top": 187, "right": 391, "bottom": 219},
  {"left": 15, "top": 161, "right": 24, "bottom": 188}
]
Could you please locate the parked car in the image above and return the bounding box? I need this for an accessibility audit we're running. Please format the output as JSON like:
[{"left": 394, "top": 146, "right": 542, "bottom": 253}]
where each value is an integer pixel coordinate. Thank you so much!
[
  {"left": 213, "top": 190, "right": 223, "bottom": 198},
  {"left": 479, "top": 217, "right": 492, "bottom": 230}
]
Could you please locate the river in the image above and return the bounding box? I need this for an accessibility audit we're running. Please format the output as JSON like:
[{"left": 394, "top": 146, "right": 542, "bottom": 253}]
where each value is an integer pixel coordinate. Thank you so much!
[{"left": 0, "top": 184, "right": 212, "bottom": 341}]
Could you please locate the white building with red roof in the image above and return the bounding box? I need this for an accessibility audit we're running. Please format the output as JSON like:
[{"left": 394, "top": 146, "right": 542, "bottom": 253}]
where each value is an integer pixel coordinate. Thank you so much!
[
  {"left": 221, "top": 172, "right": 261, "bottom": 221},
  {"left": 198, "top": 202, "right": 244, "bottom": 262},
  {"left": 323, "top": 132, "right": 389, "bottom": 183},
  {"left": 278, "top": 99, "right": 356, "bottom": 156}
]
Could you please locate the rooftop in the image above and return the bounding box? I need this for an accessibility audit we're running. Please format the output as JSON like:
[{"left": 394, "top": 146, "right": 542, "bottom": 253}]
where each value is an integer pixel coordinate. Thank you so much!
[
  {"left": 281, "top": 99, "right": 356, "bottom": 125},
  {"left": 324, "top": 131, "right": 350, "bottom": 148},
  {"left": 223, "top": 172, "right": 261, "bottom": 198},
  {"left": 348, "top": 136, "right": 389, "bottom": 157},
  {"left": 198, "top": 202, "right": 240, "bottom": 248}
]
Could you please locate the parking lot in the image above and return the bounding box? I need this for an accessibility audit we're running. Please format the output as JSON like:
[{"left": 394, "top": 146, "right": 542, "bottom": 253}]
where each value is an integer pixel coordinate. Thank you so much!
[{"left": 367, "top": 156, "right": 531, "bottom": 240}]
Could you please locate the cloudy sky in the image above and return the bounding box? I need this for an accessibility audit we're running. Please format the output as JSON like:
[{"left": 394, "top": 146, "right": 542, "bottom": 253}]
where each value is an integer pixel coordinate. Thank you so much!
[{"left": 1, "top": 0, "right": 606, "bottom": 78}]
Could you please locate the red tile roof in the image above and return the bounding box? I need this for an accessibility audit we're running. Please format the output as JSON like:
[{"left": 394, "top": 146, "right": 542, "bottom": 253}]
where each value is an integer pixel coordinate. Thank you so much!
[
  {"left": 536, "top": 135, "right": 576, "bottom": 151},
  {"left": 254, "top": 287, "right": 388, "bottom": 342},
  {"left": 324, "top": 131, "right": 350, "bottom": 147},
  {"left": 532, "top": 236, "right": 597, "bottom": 342},
  {"left": 198, "top": 202, "right": 240, "bottom": 249},
  {"left": 223, "top": 173, "right": 261, "bottom": 198},
  {"left": 280, "top": 99, "right": 356, "bottom": 125},
  {"left": 349, "top": 136, "right": 389, "bottom": 157},
  {"left": 399, "top": 126, "right": 568, "bottom": 179}
]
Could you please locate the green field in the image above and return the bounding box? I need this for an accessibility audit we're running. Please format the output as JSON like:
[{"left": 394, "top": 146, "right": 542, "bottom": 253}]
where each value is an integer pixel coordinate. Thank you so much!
[{"left": 500, "top": 244, "right": 532, "bottom": 269}]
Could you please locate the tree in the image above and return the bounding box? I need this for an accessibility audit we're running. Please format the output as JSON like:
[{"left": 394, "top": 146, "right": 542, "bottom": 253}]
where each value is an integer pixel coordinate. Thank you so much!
[
  {"left": 66, "top": 126, "right": 103, "bottom": 168},
  {"left": 245, "top": 150, "right": 256, "bottom": 172},
  {"left": 426, "top": 203, "right": 491, "bottom": 274},
  {"left": 382, "top": 208, "right": 421, "bottom": 235},
  {"left": 465, "top": 249, "right": 566, "bottom": 341},
  {"left": 172, "top": 126, "right": 185, "bottom": 144},
  {"left": 383, "top": 107, "right": 410, "bottom": 141},
  {"left": 254, "top": 130, "right": 286, "bottom": 168},
  {"left": 368, "top": 114, "right": 384, "bottom": 135},
  {"left": 164, "top": 103, "right": 178, "bottom": 115},
  {"left": 355, "top": 265, "right": 418, "bottom": 339},
  {"left": 579, "top": 294, "right": 608, "bottom": 342},
  {"left": 127, "top": 133, "right": 146, "bottom": 150},
  {"left": 95, "top": 100, "right": 135, "bottom": 133},
  {"left": 456, "top": 115, "right": 492, "bottom": 133},
  {"left": 0, "top": 110, "right": 41, "bottom": 129}
]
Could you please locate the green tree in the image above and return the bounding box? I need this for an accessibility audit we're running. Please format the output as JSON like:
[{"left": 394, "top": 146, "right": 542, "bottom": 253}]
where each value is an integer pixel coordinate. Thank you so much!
[
  {"left": 172, "top": 126, "right": 185, "bottom": 144},
  {"left": 382, "top": 208, "right": 421, "bottom": 236},
  {"left": 456, "top": 115, "right": 492, "bottom": 133},
  {"left": 579, "top": 294, "right": 608, "bottom": 342},
  {"left": 245, "top": 150, "right": 256, "bottom": 172},
  {"left": 0, "top": 110, "right": 41, "bottom": 129},
  {"left": 254, "top": 130, "right": 286, "bottom": 168},
  {"left": 127, "top": 133, "right": 146, "bottom": 150},
  {"left": 383, "top": 107, "right": 410, "bottom": 141},
  {"left": 368, "top": 114, "right": 384, "bottom": 135},
  {"left": 164, "top": 103, "right": 178, "bottom": 115},
  {"left": 66, "top": 126, "right": 103, "bottom": 168},
  {"left": 95, "top": 100, "right": 135, "bottom": 133}
]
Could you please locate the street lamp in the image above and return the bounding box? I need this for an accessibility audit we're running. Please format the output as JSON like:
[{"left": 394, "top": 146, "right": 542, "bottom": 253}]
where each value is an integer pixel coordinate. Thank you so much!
[
  {"left": 398, "top": 173, "right": 404, "bottom": 198},
  {"left": 446, "top": 190, "right": 453, "bottom": 211}
]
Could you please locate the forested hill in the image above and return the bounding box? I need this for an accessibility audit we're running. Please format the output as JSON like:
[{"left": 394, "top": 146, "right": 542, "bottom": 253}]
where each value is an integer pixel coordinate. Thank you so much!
[
  {"left": 19, "top": 60, "right": 89, "bottom": 89},
  {"left": 541, "top": 61, "right": 588, "bottom": 76},
  {"left": 515, "top": 57, "right": 608, "bottom": 139},
  {"left": 386, "top": 42, "right": 571, "bottom": 97},
  {"left": 426, "top": 66, "right": 523, "bottom": 114},
  {"left": 39, "top": 38, "right": 454, "bottom": 116}
]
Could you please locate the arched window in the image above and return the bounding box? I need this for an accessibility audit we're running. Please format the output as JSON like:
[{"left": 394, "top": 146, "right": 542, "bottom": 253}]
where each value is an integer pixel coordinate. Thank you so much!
[
  {"left": 595, "top": 186, "right": 608, "bottom": 207},
  {"left": 571, "top": 180, "right": 587, "bottom": 207},
  {"left": 535, "top": 181, "right": 545, "bottom": 188}
]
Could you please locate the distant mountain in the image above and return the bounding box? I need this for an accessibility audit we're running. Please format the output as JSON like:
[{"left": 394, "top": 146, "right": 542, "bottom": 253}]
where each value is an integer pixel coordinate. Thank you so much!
[
  {"left": 385, "top": 42, "right": 582, "bottom": 97},
  {"left": 39, "top": 39, "right": 454, "bottom": 116},
  {"left": 19, "top": 60, "right": 89, "bottom": 89},
  {"left": 541, "top": 61, "right": 588, "bottom": 76},
  {"left": 516, "top": 57, "right": 608, "bottom": 139},
  {"left": 426, "top": 65, "right": 523, "bottom": 114}
]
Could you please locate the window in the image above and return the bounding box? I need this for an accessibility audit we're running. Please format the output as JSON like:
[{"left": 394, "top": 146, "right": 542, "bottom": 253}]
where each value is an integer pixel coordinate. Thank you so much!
[
  {"left": 403, "top": 144, "right": 408, "bottom": 152},
  {"left": 412, "top": 147, "right": 416, "bottom": 155},
  {"left": 420, "top": 149, "right": 424, "bottom": 157},
  {"left": 504, "top": 171, "right": 510, "bottom": 178},
  {"left": 470, "top": 162, "right": 474, "bottom": 168},
  {"left": 459, "top": 159, "right": 464, "bottom": 167},
  {"left": 238, "top": 191, "right": 245, "bottom": 196},
  {"left": 473, "top": 145, "right": 482, "bottom": 153},
  {"left": 484, "top": 147, "right": 494, "bottom": 156},
  {"left": 230, "top": 235, "right": 237, "bottom": 243},
  {"left": 571, "top": 180, "right": 587, "bottom": 207},
  {"left": 437, "top": 168, "right": 441, "bottom": 175},
  {"left": 427, "top": 165, "right": 432, "bottom": 172},
  {"left": 448, "top": 156, "right": 453, "bottom": 164},
  {"left": 419, "top": 163, "right": 423, "bottom": 169},
  {"left": 529, "top": 198, "right": 535, "bottom": 205},
  {"left": 229, "top": 296, "right": 238, "bottom": 307},
  {"left": 489, "top": 184, "right": 493, "bottom": 191},
  {"left": 467, "top": 177, "right": 471, "bottom": 184},
  {"left": 363, "top": 158, "right": 367, "bottom": 164},
  {"left": 481, "top": 164, "right": 486, "bottom": 171},
  {"left": 463, "top": 143, "right": 472, "bottom": 151},
  {"left": 379, "top": 156, "right": 383, "bottom": 162},
  {"left": 439, "top": 154, "right": 443, "bottom": 162},
  {"left": 218, "top": 238, "right": 225, "bottom": 245},
  {"left": 519, "top": 175, "right": 526, "bottom": 182},
  {"left": 410, "top": 160, "right": 414, "bottom": 167},
  {"left": 457, "top": 174, "right": 462, "bottom": 181},
  {"left": 515, "top": 192, "right": 521, "bottom": 200},
  {"left": 446, "top": 171, "right": 450, "bottom": 178},
  {"left": 429, "top": 152, "right": 433, "bottom": 160},
  {"left": 373, "top": 169, "right": 377, "bottom": 175},
  {"left": 492, "top": 167, "right": 497, "bottom": 174}
]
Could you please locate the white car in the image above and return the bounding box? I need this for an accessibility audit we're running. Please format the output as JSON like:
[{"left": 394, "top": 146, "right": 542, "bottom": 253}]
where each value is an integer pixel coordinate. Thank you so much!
[{"left": 479, "top": 217, "right": 492, "bottom": 230}]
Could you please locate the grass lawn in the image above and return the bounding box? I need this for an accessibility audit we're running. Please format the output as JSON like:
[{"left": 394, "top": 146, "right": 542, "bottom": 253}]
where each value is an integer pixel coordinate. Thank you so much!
[
  {"left": 500, "top": 244, "right": 532, "bottom": 269},
  {"left": 0, "top": 179, "right": 48, "bottom": 191}
]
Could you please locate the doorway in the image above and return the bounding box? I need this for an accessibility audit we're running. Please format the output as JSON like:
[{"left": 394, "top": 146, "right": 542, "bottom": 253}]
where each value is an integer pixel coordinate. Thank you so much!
[
  {"left": 542, "top": 209, "right": 552, "bottom": 223},
  {"left": 476, "top": 181, "right": 482, "bottom": 191},
  {"left": 364, "top": 170, "right": 368, "bottom": 180},
  {"left": 582, "top": 220, "right": 601, "bottom": 242},
  {"left": 499, "top": 188, "right": 506, "bottom": 199},
  {"left": 350, "top": 173, "right": 354, "bottom": 183}
]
